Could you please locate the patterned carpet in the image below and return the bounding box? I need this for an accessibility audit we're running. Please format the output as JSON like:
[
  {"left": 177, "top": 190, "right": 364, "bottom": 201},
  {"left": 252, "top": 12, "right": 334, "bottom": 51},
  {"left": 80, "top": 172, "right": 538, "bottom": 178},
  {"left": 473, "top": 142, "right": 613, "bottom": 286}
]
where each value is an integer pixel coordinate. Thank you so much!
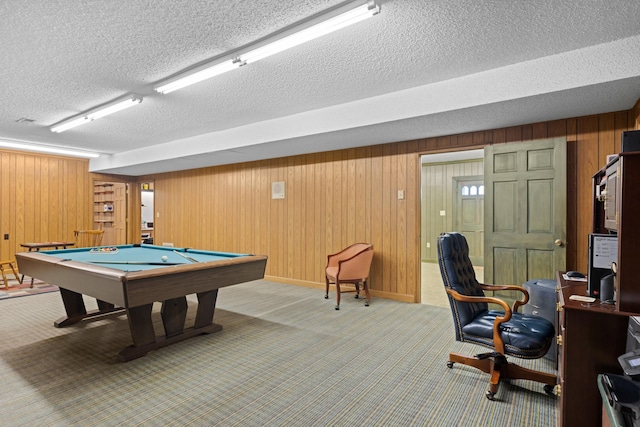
[
  {"left": 0, "top": 277, "right": 58, "bottom": 299},
  {"left": 0, "top": 280, "right": 557, "bottom": 426}
]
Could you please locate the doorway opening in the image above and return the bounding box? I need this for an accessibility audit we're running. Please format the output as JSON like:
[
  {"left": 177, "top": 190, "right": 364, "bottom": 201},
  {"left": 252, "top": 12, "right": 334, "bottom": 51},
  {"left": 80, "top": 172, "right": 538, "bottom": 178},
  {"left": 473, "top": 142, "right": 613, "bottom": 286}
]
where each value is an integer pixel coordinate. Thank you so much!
[
  {"left": 141, "top": 182, "right": 154, "bottom": 244},
  {"left": 420, "top": 149, "right": 484, "bottom": 306}
]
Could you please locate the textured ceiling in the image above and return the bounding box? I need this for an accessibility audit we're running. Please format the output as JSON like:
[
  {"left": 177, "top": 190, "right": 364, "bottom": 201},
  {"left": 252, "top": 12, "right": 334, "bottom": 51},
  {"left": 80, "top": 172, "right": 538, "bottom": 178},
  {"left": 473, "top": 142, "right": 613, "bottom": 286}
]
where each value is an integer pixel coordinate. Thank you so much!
[{"left": 1, "top": 0, "right": 640, "bottom": 175}]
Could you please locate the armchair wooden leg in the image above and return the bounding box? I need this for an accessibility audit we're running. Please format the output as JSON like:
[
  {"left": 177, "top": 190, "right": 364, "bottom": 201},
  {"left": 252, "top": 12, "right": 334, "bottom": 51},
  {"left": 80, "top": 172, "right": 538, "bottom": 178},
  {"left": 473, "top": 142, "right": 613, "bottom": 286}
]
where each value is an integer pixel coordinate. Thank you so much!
[
  {"left": 335, "top": 281, "right": 341, "bottom": 310},
  {"left": 363, "top": 279, "right": 371, "bottom": 307},
  {"left": 324, "top": 277, "right": 330, "bottom": 300}
]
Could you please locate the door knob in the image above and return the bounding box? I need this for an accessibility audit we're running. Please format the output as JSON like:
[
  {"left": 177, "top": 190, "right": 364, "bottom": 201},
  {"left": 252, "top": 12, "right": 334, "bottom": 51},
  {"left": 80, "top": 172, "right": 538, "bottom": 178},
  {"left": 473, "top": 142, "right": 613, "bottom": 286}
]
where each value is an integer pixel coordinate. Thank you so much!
[{"left": 554, "top": 239, "right": 564, "bottom": 247}]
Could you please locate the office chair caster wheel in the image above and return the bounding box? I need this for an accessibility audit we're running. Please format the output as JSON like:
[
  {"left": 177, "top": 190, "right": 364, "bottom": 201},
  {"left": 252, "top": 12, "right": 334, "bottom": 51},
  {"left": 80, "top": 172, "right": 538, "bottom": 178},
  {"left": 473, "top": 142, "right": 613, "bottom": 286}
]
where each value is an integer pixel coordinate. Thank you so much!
[
  {"left": 335, "top": 305, "right": 340, "bottom": 310},
  {"left": 485, "top": 390, "right": 496, "bottom": 400},
  {"left": 324, "top": 295, "right": 328, "bottom": 299},
  {"left": 446, "top": 362, "right": 454, "bottom": 368},
  {"left": 544, "top": 384, "right": 555, "bottom": 395}
]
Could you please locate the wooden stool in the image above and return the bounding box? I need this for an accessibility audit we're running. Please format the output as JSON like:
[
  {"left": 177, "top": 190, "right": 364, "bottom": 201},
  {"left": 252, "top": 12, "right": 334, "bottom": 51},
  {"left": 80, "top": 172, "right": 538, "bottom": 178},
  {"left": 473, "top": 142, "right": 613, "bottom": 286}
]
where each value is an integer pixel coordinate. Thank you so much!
[{"left": 0, "top": 260, "right": 22, "bottom": 290}]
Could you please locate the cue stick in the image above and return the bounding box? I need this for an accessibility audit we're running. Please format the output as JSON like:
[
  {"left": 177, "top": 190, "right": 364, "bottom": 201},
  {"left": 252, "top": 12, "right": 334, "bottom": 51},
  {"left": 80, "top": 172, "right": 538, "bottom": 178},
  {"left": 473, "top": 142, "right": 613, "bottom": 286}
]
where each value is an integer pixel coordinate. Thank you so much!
[
  {"left": 88, "top": 260, "right": 183, "bottom": 265},
  {"left": 173, "top": 250, "right": 199, "bottom": 263}
]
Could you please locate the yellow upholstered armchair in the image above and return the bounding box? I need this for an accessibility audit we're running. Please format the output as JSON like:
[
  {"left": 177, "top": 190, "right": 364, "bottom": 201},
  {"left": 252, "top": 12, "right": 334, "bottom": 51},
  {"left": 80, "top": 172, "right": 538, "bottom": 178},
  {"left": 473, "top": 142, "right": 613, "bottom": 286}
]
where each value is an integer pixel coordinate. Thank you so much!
[{"left": 324, "top": 243, "right": 374, "bottom": 310}]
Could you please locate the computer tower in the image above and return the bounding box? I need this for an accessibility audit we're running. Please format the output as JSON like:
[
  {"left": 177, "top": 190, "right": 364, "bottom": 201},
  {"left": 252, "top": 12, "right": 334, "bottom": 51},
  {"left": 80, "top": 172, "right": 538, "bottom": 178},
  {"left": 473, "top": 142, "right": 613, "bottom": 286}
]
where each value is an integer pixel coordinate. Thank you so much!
[
  {"left": 522, "top": 279, "right": 557, "bottom": 362},
  {"left": 587, "top": 233, "right": 618, "bottom": 298}
]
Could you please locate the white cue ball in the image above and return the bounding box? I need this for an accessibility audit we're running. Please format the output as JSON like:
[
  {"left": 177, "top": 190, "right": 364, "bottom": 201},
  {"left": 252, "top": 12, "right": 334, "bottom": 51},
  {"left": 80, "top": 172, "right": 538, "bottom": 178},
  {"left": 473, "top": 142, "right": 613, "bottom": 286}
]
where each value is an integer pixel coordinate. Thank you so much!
[{"left": 161, "top": 256, "right": 168, "bottom": 262}]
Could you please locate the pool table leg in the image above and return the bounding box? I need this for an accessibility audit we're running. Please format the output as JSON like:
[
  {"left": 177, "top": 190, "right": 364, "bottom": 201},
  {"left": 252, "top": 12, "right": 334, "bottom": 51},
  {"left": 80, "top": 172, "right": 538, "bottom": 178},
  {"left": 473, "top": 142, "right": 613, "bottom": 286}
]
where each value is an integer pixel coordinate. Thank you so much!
[
  {"left": 194, "top": 289, "right": 219, "bottom": 328},
  {"left": 118, "top": 291, "right": 222, "bottom": 362},
  {"left": 55, "top": 288, "right": 124, "bottom": 327}
]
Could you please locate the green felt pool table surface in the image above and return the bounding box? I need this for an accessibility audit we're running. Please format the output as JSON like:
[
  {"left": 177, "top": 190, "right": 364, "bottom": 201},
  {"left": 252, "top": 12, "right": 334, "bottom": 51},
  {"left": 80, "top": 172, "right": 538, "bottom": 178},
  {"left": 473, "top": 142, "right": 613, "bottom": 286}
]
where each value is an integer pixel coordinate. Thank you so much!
[{"left": 41, "top": 244, "right": 247, "bottom": 271}]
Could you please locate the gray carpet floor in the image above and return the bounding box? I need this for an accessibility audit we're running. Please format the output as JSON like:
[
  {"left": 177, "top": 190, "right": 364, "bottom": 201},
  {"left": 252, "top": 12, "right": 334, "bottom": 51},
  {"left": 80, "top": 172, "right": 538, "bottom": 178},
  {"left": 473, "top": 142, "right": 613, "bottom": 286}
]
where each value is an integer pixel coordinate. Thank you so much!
[{"left": 0, "top": 280, "right": 557, "bottom": 426}]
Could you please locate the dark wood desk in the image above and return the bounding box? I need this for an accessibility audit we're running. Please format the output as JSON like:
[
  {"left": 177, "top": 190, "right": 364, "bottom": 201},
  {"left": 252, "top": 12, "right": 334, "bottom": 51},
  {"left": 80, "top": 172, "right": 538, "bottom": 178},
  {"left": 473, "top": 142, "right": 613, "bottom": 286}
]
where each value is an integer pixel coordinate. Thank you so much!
[
  {"left": 20, "top": 242, "right": 75, "bottom": 251},
  {"left": 20, "top": 242, "right": 75, "bottom": 287},
  {"left": 557, "top": 272, "right": 634, "bottom": 426}
]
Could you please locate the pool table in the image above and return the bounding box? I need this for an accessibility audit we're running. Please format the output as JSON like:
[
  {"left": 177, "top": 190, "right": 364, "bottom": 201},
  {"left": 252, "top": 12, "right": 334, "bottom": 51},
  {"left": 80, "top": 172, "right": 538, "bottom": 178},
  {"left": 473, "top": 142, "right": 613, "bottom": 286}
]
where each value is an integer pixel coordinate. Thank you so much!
[{"left": 16, "top": 244, "right": 267, "bottom": 361}]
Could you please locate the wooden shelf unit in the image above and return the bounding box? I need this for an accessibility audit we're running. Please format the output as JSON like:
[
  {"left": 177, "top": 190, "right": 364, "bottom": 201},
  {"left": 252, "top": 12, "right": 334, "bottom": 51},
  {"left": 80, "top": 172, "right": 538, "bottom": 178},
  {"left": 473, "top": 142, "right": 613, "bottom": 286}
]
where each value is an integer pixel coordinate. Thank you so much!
[
  {"left": 592, "top": 152, "right": 640, "bottom": 313},
  {"left": 93, "top": 181, "right": 115, "bottom": 245}
]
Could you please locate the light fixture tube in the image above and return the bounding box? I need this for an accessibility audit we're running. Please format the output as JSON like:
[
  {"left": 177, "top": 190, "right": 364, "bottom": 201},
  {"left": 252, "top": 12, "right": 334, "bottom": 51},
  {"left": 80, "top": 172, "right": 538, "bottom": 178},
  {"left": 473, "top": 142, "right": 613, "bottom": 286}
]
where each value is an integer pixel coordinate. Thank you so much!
[
  {"left": 154, "top": 59, "right": 241, "bottom": 94},
  {"left": 0, "top": 139, "right": 100, "bottom": 158},
  {"left": 50, "top": 116, "right": 90, "bottom": 133},
  {"left": 238, "top": 2, "right": 380, "bottom": 64},
  {"left": 87, "top": 95, "right": 143, "bottom": 120},
  {"left": 50, "top": 94, "right": 143, "bottom": 133}
]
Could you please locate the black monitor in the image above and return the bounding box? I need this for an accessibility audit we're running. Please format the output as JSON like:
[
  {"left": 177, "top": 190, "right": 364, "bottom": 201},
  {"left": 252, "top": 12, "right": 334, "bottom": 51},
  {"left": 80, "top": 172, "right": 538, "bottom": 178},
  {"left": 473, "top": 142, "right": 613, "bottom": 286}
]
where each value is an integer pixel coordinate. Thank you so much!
[{"left": 587, "top": 233, "right": 618, "bottom": 298}]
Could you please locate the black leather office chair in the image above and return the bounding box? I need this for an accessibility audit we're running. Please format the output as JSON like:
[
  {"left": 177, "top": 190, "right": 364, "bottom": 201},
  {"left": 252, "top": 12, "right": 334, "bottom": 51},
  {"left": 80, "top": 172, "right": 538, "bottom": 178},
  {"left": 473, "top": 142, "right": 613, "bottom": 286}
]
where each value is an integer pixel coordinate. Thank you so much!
[{"left": 437, "top": 232, "right": 557, "bottom": 400}]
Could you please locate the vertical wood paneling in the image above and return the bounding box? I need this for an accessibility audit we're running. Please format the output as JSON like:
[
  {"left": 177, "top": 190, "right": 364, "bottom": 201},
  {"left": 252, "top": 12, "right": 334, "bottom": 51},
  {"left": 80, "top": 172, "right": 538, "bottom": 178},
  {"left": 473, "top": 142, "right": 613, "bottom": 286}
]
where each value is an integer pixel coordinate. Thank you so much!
[
  {"left": 2, "top": 102, "right": 639, "bottom": 303},
  {"left": 0, "top": 151, "right": 93, "bottom": 262}
]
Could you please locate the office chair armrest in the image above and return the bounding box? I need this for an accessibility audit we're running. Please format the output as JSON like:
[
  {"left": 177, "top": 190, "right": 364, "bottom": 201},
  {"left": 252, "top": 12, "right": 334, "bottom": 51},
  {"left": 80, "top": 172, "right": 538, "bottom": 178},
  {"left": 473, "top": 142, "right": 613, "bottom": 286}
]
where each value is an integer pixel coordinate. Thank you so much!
[
  {"left": 446, "top": 288, "right": 512, "bottom": 354},
  {"left": 480, "top": 284, "right": 530, "bottom": 313}
]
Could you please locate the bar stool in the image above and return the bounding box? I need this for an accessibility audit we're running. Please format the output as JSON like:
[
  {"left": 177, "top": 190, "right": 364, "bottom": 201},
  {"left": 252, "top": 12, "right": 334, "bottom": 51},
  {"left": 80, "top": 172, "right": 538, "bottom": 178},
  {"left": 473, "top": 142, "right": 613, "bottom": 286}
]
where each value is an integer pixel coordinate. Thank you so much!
[{"left": 0, "top": 260, "right": 22, "bottom": 290}]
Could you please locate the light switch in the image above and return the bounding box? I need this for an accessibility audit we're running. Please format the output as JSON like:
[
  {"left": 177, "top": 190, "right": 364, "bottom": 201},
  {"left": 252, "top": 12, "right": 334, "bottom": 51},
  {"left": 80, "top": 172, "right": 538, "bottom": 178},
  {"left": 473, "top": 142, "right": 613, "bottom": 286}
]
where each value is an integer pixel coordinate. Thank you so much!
[
  {"left": 398, "top": 190, "right": 405, "bottom": 200},
  {"left": 440, "top": 210, "right": 446, "bottom": 216}
]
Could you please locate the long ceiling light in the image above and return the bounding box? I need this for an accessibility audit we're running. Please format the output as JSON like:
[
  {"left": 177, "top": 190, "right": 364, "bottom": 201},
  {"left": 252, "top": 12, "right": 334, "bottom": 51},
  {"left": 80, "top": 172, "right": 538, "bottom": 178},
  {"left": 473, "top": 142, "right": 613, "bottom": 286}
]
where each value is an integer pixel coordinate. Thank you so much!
[
  {"left": 154, "top": 59, "right": 241, "bottom": 94},
  {"left": 50, "top": 94, "right": 143, "bottom": 133},
  {"left": 153, "top": 1, "right": 381, "bottom": 94},
  {"left": 0, "top": 138, "right": 101, "bottom": 158},
  {"left": 239, "top": 1, "right": 380, "bottom": 64}
]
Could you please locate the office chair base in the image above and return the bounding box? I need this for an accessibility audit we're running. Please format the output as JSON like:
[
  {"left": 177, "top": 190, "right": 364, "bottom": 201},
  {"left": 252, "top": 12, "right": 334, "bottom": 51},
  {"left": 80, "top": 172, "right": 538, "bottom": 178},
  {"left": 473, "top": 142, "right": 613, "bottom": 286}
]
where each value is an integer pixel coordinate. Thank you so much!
[{"left": 447, "top": 352, "right": 557, "bottom": 400}]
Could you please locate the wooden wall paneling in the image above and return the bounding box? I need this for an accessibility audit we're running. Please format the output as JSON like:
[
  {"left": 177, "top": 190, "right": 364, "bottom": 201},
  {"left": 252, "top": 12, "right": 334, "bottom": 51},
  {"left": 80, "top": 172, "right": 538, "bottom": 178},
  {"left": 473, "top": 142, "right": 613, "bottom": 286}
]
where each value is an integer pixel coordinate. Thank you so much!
[
  {"left": 632, "top": 98, "right": 640, "bottom": 129},
  {"left": 381, "top": 144, "right": 392, "bottom": 294},
  {"left": 389, "top": 143, "right": 398, "bottom": 294},
  {"left": 257, "top": 161, "right": 268, "bottom": 264},
  {"left": 344, "top": 148, "right": 358, "bottom": 246},
  {"left": 599, "top": 113, "right": 616, "bottom": 166},
  {"left": 24, "top": 156, "right": 36, "bottom": 244},
  {"left": 492, "top": 128, "right": 506, "bottom": 144},
  {"left": 548, "top": 119, "right": 567, "bottom": 139},
  {"left": 406, "top": 143, "right": 419, "bottom": 301},
  {"left": 340, "top": 150, "right": 348, "bottom": 251},
  {"left": 322, "top": 152, "right": 332, "bottom": 281},
  {"left": 3, "top": 101, "right": 639, "bottom": 303},
  {"left": 32, "top": 157, "right": 42, "bottom": 243},
  {"left": 1, "top": 154, "right": 11, "bottom": 258},
  {"left": 370, "top": 145, "right": 383, "bottom": 292},
  {"left": 532, "top": 122, "right": 548, "bottom": 139},
  {"left": 288, "top": 156, "right": 299, "bottom": 279},
  {"left": 576, "top": 116, "right": 600, "bottom": 273},
  {"left": 397, "top": 142, "right": 408, "bottom": 297},
  {"left": 505, "top": 126, "right": 522, "bottom": 143},
  {"left": 39, "top": 158, "right": 49, "bottom": 242},
  {"left": 303, "top": 155, "right": 313, "bottom": 282},
  {"left": 354, "top": 148, "right": 366, "bottom": 243},
  {"left": 457, "top": 133, "right": 472, "bottom": 148},
  {"left": 615, "top": 111, "right": 630, "bottom": 152},
  {"left": 14, "top": 155, "right": 24, "bottom": 254},
  {"left": 363, "top": 147, "right": 373, "bottom": 283},
  {"left": 277, "top": 158, "right": 286, "bottom": 277},
  {"left": 332, "top": 151, "right": 343, "bottom": 253}
]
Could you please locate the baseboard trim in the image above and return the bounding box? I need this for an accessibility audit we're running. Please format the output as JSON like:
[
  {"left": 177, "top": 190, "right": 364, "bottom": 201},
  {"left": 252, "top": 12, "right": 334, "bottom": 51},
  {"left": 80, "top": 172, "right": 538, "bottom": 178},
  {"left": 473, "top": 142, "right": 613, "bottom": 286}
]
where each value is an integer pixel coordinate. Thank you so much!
[{"left": 264, "top": 275, "right": 416, "bottom": 303}]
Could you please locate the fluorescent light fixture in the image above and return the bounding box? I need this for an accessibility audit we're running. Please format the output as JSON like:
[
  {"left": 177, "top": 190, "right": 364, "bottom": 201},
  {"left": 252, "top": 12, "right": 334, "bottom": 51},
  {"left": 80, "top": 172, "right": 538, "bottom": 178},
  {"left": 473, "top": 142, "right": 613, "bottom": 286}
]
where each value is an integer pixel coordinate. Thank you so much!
[
  {"left": 50, "top": 94, "right": 143, "bottom": 133},
  {"left": 153, "top": 1, "right": 380, "bottom": 94},
  {"left": 154, "top": 59, "right": 241, "bottom": 94},
  {"left": 238, "top": 1, "right": 380, "bottom": 64},
  {"left": 0, "top": 139, "right": 101, "bottom": 158}
]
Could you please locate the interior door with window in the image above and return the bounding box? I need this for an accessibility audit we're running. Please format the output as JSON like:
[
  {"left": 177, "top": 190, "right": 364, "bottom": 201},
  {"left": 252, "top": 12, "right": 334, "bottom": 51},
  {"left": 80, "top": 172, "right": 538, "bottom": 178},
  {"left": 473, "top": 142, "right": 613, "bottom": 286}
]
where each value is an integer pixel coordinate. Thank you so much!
[
  {"left": 484, "top": 137, "right": 567, "bottom": 285},
  {"left": 454, "top": 177, "right": 484, "bottom": 266}
]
